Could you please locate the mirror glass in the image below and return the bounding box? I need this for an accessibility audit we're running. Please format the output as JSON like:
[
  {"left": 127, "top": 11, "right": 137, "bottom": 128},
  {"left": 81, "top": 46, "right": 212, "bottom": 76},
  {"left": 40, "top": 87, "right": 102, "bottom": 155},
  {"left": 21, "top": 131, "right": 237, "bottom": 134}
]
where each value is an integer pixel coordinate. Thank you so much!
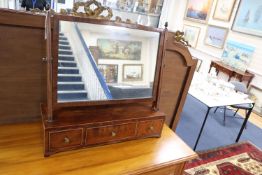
[{"left": 58, "top": 20, "right": 160, "bottom": 103}]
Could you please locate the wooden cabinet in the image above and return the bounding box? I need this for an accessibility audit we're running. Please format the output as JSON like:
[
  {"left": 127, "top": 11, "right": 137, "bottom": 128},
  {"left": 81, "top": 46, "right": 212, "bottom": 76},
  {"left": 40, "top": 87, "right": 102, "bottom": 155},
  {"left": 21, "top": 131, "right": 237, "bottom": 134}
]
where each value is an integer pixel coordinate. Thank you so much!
[
  {"left": 0, "top": 7, "right": 196, "bottom": 159},
  {"left": 85, "top": 123, "right": 137, "bottom": 145},
  {"left": 49, "top": 128, "right": 84, "bottom": 151},
  {"left": 137, "top": 119, "right": 164, "bottom": 137},
  {"left": 0, "top": 122, "right": 197, "bottom": 175},
  {"left": 42, "top": 105, "right": 165, "bottom": 156},
  {"left": 209, "top": 61, "right": 254, "bottom": 87}
]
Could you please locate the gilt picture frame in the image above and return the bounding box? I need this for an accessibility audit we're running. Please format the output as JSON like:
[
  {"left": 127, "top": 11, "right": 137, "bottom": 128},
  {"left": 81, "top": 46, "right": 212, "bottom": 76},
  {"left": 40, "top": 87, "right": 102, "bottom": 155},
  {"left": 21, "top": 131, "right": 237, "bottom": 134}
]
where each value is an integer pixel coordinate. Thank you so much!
[
  {"left": 184, "top": 0, "right": 214, "bottom": 23},
  {"left": 183, "top": 25, "right": 201, "bottom": 48},
  {"left": 204, "top": 25, "right": 228, "bottom": 48},
  {"left": 232, "top": 0, "right": 262, "bottom": 37},
  {"left": 213, "top": 0, "right": 236, "bottom": 22},
  {"left": 123, "top": 64, "right": 143, "bottom": 82},
  {"left": 97, "top": 39, "right": 142, "bottom": 60},
  {"left": 98, "top": 64, "right": 118, "bottom": 83}
]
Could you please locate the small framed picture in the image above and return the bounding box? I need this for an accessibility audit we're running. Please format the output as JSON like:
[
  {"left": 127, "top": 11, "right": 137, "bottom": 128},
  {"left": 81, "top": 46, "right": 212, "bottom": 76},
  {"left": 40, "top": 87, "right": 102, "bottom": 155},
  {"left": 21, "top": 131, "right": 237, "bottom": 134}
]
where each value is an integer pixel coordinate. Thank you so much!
[
  {"left": 232, "top": 0, "right": 262, "bottom": 37},
  {"left": 183, "top": 25, "right": 201, "bottom": 48},
  {"left": 213, "top": 0, "right": 236, "bottom": 21},
  {"left": 204, "top": 25, "right": 228, "bottom": 48},
  {"left": 184, "top": 0, "right": 214, "bottom": 23},
  {"left": 98, "top": 64, "right": 118, "bottom": 83},
  {"left": 57, "top": 0, "right": 65, "bottom": 4},
  {"left": 123, "top": 64, "right": 143, "bottom": 82}
]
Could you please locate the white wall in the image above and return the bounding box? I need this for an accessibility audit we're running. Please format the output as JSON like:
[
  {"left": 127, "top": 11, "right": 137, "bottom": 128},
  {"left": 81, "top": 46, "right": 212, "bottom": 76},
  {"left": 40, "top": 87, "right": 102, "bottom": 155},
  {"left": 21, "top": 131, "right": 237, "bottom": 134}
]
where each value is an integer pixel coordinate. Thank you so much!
[
  {"left": 163, "top": 0, "right": 262, "bottom": 112},
  {"left": 79, "top": 24, "right": 159, "bottom": 87},
  {"left": 54, "top": 0, "right": 74, "bottom": 12},
  {"left": 165, "top": 0, "right": 262, "bottom": 90},
  {"left": 0, "top": 0, "right": 9, "bottom": 8}
]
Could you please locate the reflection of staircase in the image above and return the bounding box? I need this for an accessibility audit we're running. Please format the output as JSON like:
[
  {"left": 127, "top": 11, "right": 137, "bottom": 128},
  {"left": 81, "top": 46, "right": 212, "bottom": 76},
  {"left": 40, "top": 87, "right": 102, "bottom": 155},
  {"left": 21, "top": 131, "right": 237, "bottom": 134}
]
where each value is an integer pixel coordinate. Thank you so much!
[{"left": 58, "top": 33, "right": 88, "bottom": 102}]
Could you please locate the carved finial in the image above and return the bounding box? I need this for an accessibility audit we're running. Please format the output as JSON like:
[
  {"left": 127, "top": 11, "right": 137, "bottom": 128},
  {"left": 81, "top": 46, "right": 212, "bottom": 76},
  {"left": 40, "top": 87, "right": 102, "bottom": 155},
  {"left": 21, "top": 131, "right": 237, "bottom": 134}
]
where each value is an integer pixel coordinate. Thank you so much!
[
  {"left": 70, "top": 0, "right": 113, "bottom": 20},
  {"left": 173, "top": 31, "right": 191, "bottom": 47},
  {"left": 164, "top": 22, "right": 168, "bottom": 29},
  {"left": 115, "top": 16, "right": 122, "bottom": 22},
  {"left": 30, "top": 8, "right": 44, "bottom": 14}
]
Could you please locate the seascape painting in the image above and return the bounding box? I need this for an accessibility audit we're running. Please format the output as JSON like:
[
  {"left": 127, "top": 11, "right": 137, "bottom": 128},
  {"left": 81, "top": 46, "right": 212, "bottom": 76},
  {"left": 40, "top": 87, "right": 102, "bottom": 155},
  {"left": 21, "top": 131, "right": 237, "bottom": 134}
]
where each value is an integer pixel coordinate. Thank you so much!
[
  {"left": 213, "top": 0, "right": 236, "bottom": 21},
  {"left": 183, "top": 25, "right": 200, "bottom": 48},
  {"left": 205, "top": 25, "right": 228, "bottom": 48},
  {"left": 185, "top": 0, "right": 213, "bottom": 23},
  {"left": 98, "top": 64, "right": 118, "bottom": 83},
  {"left": 221, "top": 40, "right": 255, "bottom": 72},
  {"left": 97, "top": 39, "right": 142, "bottom": 60},
  {"left": 232, "top": 0, "right": 262, "bottom": 37},
  {"left": 123, "top": 64, "right": 143, "bottom": 81}
]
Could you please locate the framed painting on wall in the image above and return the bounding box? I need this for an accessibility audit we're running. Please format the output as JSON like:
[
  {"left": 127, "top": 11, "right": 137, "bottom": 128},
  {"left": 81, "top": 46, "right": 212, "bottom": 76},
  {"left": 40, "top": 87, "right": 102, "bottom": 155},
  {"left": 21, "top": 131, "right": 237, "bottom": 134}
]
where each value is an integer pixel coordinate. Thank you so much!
[
  {"left": 98, "top": 64, "right": 118, "bottom": 83},
  {"left": 97, "top": 39, "right": 142, "bottom": 60},
  {"left": 221, "top": 40, "right": 255, "bottom": 72},
  {"left": 123, "top": 64, "right": 143, "bottom": 81},
  {"left": 183, "top": 25, "right": 201, "bottom": 48},
  {"left": 232, "top": 0, "right": 262, "bottom": 37},
  {"left": 204, "top": 25, "right": 228, "bottom": 48},
  {"left": 184, "top": 0, "right": 213, "bottom": 23},
  {"left": 213, "top": 0, "right": 236, "bottom": 21}
]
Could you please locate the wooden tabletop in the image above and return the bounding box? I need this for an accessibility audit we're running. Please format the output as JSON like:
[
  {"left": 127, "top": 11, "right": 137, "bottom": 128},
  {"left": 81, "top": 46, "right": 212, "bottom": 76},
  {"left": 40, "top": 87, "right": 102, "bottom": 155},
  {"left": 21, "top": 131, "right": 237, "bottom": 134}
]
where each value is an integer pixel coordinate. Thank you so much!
[{"left": 0, "top": 122, "right": 197, "bottom": 175}]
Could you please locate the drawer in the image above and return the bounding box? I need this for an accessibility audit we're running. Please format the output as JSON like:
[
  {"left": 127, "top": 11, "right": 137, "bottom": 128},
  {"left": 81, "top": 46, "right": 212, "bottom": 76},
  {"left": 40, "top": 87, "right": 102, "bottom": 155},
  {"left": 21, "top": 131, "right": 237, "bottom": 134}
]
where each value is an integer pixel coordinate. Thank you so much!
[
  {"left": 85, "top": 123, "right": 136, "bottom": 145},
  {"left": 49, "top": 128, "right": 83, "bottom": 151},
  {"left": 137, "top": 119, "right": 164, "bottom": 138}
]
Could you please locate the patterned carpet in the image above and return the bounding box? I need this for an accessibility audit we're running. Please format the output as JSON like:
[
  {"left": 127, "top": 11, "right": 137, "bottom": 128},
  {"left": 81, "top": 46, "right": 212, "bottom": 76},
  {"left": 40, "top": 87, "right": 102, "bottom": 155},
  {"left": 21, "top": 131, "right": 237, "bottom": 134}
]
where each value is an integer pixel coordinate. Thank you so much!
[{"left": 184, "top": 142, "right": 262, "bottom": 175}]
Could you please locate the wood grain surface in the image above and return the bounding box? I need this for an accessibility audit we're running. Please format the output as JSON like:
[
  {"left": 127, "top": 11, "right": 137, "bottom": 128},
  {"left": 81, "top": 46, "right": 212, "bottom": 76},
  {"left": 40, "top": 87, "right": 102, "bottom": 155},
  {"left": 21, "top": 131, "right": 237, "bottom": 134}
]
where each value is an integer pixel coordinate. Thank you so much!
[{"left": 0, "top": 122, "right": 197, "bottom": 175}]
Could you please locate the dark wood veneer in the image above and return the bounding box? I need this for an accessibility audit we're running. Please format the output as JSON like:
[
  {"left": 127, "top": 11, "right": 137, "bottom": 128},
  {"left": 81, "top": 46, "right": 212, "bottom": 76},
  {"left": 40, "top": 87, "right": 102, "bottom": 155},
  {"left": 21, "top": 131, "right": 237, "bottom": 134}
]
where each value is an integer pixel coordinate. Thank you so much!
[{"left": 0, "top": 9, "right": 196, "bottom": 157}]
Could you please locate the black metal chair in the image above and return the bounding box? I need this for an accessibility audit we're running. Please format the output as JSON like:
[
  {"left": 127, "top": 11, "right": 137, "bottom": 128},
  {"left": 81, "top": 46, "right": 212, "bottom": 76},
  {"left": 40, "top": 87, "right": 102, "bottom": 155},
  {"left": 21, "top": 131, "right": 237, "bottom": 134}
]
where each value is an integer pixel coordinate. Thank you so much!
[{"left": 214, "top": 81, "right": 253, "bottom": 127}]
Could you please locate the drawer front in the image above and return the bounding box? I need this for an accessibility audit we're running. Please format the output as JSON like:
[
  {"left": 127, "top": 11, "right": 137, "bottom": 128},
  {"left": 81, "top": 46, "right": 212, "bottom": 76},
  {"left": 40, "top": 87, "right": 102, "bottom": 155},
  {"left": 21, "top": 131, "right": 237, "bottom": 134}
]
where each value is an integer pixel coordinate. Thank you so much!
[
  {"left": 137, "top": 119, "right": 164, "bottom": 137},
  {"left": 49, "top": 128, "right": 83, "bottom": 151},
  {"left": 85, "top": 123, "right": 136, "bottom": 145}
]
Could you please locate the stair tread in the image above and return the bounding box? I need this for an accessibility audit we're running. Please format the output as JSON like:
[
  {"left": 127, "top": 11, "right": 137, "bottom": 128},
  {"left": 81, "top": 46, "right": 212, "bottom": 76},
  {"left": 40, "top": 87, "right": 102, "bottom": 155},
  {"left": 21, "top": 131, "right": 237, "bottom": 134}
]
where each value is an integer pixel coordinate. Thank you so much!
[
  {"left": 58, "top": 82, "right": 84, "bottom": 85},
  {"left": 58, "top": 90, "right": 87, "bottom": 93},
  {"left": 58, "top": 74, "right": 81, "bottom": 77},
  {"left": 58, "top": 98, "right": 88, "bottom": 103},
  {"left": 58, "top": 67, "right": 78, "bottom": 70},
  {"left": 58, "top": 60, "right": 76, "bottom": 63},
  {"left": 59, "top": 54, "right": 74, "bottom": 56},
  {"left": 59, "top": 49, "right": 72, "bottom": 51}
]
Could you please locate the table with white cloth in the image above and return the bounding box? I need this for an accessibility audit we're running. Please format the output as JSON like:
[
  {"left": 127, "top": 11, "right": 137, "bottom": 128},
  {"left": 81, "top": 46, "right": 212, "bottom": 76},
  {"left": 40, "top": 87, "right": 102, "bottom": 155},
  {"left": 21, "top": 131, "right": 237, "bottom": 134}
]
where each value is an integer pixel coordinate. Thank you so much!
[{"left": 188, "top": 72, "right": 254, "bottom": 150}]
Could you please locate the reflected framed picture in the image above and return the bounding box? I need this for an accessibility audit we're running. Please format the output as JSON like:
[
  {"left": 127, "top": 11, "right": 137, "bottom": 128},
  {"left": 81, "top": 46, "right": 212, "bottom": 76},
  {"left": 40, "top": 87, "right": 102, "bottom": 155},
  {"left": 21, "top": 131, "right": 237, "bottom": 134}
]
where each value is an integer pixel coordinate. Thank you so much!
[
  {"left": 183, "top": 25, "right": 201, "bottom": 48},
  {"left": 232, "top": 0, "right": 262, "bottom": 37},
  {"left": 184, "top": 0, "right": 213, "bottom": 23},
  {"left": 213, "top": 0, "right": 236, "bottom": 21},
  {"left": 98, "top": 64, "right": 118, "bottom": 83},
  {"left": 204, "top": 25, "right": 228, "bottom": 48},
  {"left": 123, "top": 64, "right": 143, "bottom": 81},
  {"left": 97, "top": 39, "right": 142, "bottom": 60}
]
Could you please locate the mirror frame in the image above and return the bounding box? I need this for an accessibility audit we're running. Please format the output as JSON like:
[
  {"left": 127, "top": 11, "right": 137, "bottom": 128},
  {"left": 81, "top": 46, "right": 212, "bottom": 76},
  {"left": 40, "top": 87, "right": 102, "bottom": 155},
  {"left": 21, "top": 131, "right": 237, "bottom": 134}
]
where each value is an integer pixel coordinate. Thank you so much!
[{"left": 52, "top": 14, "right": 165, "bottom": 108}]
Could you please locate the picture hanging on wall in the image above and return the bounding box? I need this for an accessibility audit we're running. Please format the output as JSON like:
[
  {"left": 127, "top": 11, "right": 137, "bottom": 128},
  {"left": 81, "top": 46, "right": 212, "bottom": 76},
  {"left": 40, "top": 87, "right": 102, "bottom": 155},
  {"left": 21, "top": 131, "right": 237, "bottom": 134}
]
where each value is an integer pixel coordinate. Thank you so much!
[
  {"left": 213, "top": 0, "right": 236, "bottom": 21},
  {"left": 97, "top": 39, "right": 142, "bottom": 61},
  {"left": 221, "top": 40, "right": 255, "bottom": 72},
  {"left": 98, "top": 64, "right": 118, "bottom": 83},
  {"left": 123, "top": 64, "right": 143, "bottom": 81},
  {"left": 101, "top": 0, "right": 165, "bottom": 27},
  {"left": 232, "top": 0, "right": 262, "bottom": 37},
  {"left": 183, "top": 25, "right": 201, "bottom": 48},
  {"left": 184, "top": 0, "right": 213, "bottom": 23},
  {"left": 204, "top": 25, "right": 228, "bottom": 48}
]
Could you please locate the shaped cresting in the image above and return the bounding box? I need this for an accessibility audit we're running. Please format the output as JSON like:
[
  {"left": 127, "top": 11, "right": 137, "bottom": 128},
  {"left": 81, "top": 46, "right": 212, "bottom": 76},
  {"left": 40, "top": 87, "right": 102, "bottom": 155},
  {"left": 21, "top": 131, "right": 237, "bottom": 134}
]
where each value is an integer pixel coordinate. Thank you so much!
[{"left": 57, "top": 21, "right": 160, "bottom": 103}]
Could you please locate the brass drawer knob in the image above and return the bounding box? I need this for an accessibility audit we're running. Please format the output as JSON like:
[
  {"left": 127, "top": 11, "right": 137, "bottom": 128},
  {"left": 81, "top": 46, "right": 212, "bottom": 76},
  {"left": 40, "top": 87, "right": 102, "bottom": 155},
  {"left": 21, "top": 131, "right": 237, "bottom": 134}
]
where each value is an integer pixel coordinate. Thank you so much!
[
  {"left": 150, "top": 126, "right": 154, "bottom": 131},
  {"left": 64, "top": 137, "right": 70, "bottom": 144},
  {"left": 111, "top": 131, "right": 116, "bottom": 137}
]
